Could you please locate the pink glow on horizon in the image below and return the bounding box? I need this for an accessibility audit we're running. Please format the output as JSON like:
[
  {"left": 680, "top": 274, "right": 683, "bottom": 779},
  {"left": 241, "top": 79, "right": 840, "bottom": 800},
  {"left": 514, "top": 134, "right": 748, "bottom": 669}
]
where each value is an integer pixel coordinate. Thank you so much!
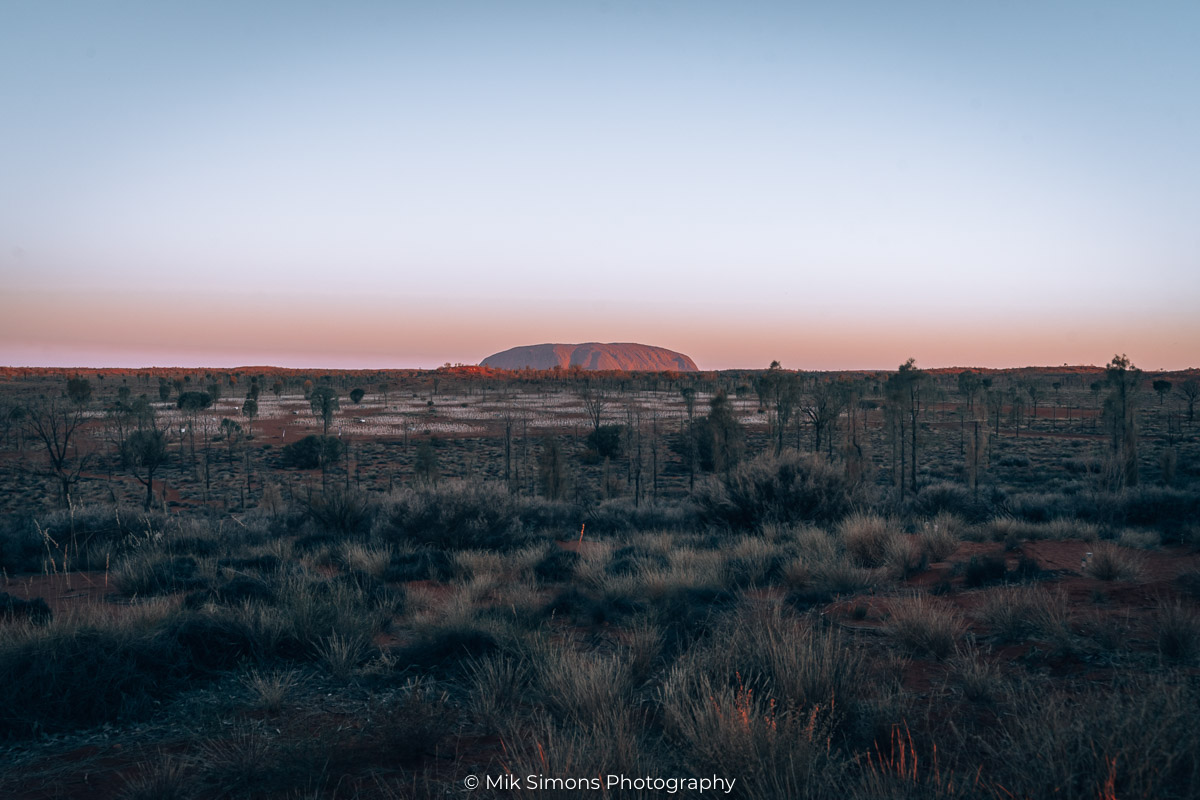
[{"left": 2, "top": 290, "right": 1195, "bottom": 372}]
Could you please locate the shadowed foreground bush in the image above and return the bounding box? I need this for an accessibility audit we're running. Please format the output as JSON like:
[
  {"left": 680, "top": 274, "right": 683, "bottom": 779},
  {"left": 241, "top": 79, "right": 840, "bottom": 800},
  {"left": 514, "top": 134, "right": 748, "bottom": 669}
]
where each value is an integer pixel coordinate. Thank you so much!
[
  {"left": 375, "top": 481, "right": 565, "bottom": 550},
  {"left": 697, "top": 451, "right": 860, "bottom": 530},
  {"left": 0, "top": 625, "right": 188, "bottom": 737}
]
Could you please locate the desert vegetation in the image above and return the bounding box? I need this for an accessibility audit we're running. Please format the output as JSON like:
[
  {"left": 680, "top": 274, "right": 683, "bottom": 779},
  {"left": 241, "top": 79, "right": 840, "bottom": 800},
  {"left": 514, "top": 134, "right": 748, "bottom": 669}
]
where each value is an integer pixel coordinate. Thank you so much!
[{"left": 0, "top": 359, "right": 1198, "bottom": 798}]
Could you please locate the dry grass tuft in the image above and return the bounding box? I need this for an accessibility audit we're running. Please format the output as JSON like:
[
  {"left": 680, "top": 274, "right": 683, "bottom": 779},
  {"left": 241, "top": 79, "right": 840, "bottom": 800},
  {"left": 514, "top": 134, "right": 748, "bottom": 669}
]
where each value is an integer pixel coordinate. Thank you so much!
[
  {"left": 239, "top": 667, "right": 303, "bottom": 712},
  {"left": 886, "top": 595, "right": 964, "bottom": 660},
  {"left": 1156, "top": 601, "right": 1200, "bottom": 664},
  {"left": 919, "top": 513, "right": 961, "bottom": 561},
  {"left": 840, "top": 513, "right": 901, "bottom": 568},
  {"left": 1084, "top": 542, "right": 1142, "bottom": 581}
]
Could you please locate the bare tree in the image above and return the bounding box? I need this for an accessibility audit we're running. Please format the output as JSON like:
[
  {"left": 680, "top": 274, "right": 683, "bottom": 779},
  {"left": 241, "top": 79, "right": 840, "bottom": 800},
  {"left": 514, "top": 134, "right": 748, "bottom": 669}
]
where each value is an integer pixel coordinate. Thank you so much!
[
  {"left": 804, "top": 377, "right": 843, "bottom": 457},
  {"left": 760, "top": 362, "right": 799, "bottom": 456},
  {"left": 1180, "top": 379, "right": 1199, "bottom": 423},
  {"left": 25, "top": 393, "right": 92, "bottom": 507},
  {"left": 580, "top": 384, "right": 607, "bottom": 433},
  {"left": 242, "top": 397, "right": 258, "bottom": 438},
  {"left": 884, "top": 359, "right": 927, "bottom": 496}
]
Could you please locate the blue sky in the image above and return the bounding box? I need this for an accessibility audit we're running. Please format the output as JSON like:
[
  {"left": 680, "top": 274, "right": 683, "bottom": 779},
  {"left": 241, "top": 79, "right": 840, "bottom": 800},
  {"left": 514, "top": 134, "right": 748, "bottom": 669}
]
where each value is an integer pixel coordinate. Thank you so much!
[{"left": 1, "top": 1, "right": 1197, "bottom": 369}]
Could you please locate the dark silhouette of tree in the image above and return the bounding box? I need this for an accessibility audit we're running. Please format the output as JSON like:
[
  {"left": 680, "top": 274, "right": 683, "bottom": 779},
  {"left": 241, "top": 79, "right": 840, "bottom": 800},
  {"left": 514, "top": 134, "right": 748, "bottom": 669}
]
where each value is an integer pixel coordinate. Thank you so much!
[
  {"left": 956, "top": 371, "right": 981, "bottom": 414},
  {"left": 66, "top": 378, "right": 92, "bottom": 405},
  {"left": 158, "top": 378, "right": 171, "bottom": 402},
  {"left": 1024, "top": 380, "right": 1041, "bottom": 429},
  {"left": 415, "top": 439, "right": 438, "bottom": 485},
  {"left": 840, "top": 380, "right": 868, "bottom": 483},
  {"left": 759, "top": 362, "right": 799, "bottom": 456},
  {"left": 804, "top": 377, "right": 843, "bottom": 456},
  {"left": 1180, "top": 379, "right": 1199, "bottom": 423},
  {"left": 683, "top": 390, "right": 744, "bottom": 478},
  {"left": 538, "top": 436, "right": 567, "bottom": 500},
  {"left": 282, "top": 435, "right": 344, "bottom": 469},
  {"left": 586, "top": 425, "right": 624, "bottom": 461},
  {"left": 309, "top": 386, "right": 340, "bottom": 437},
  {"left": 1089, "top": 381, "right": 1103, "bottom": 429},
  {"left": 1008, "top": 384, "right": 1026, "bottom": 436},
  {"left": 580, "top": 385, "right": 607, "bottom": 433},
  {"left": 241, "top": 398, "right": 258, "bottom": 437},
  {"left": 176, "top": 391, "right": 212, "bottom": 461},
  {"left": 377, "top": 383, "right": 391, "bottom": 408},
  {"left": 0, "top": 402, "right": 25, "bottom": 451},
  {"left": 885, "top": 359, "right": 927, "bottom": 496},
  {"left": 349, "top": 388, "right": 366, "bottom": 404},
  {"left": 272, "top": 380, "right": 284, "bottom": 400},
  {"left": 1103, "top": 354, "right": 1140, "bottom": 488},
  {"left": 123, "top": 425, "right": 168, "bottom": 510},
  {"left": 219, "top": 418, "right": 243, "bottom": 463},
  {"left": 25, "top": 392, "right": 91, "bottom": 507},
  {"left": 679, "top": 386, "right": 696, "bottom": 420},
  {"left": 1153, "top": 379, "right": 1172, "bottom": 405}
]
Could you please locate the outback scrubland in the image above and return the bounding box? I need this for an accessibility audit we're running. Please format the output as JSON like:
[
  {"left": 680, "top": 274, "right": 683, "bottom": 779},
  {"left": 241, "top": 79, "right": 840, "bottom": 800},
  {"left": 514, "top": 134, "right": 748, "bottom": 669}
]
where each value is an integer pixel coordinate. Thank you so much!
[{"left": 1, "top": 358, "right": 1199, "bottom": 799}]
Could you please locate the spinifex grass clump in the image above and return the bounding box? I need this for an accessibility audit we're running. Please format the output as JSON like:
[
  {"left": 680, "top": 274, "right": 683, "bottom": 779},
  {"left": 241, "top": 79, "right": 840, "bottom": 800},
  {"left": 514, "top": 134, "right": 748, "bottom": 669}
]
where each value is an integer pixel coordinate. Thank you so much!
[
  {"left": 1084, "top": 543, "right": 1142, "bottom": 581},
  {"left": 839, "top": 513, "right": 901, "bottom": 569},
  {"left": 886, "top": 595, "right": 964, "bottom": 660}
]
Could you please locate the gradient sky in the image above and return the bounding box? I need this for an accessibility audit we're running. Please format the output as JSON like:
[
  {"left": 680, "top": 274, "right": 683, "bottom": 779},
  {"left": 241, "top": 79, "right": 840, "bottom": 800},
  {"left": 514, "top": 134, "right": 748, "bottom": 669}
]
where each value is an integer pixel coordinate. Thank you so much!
[{"left": 1, "top": 1, "right": 1197, "bottom": 371}]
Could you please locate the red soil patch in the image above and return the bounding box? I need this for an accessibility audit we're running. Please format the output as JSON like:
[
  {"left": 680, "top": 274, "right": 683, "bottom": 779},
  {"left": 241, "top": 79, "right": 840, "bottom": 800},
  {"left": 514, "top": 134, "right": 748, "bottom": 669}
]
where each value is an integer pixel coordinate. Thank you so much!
[{"left": 2, "top": 570, "right": 117, "bottom": 615}]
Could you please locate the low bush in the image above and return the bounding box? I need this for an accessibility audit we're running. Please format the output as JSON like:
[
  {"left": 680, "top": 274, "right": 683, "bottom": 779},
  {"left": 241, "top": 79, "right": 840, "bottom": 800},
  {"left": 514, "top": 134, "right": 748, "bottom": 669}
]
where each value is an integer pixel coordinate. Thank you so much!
[
  {"left": 376, "top": 482, "right": 536, "bottom": 550},
  {"left": 0, "top": 624, "right": 187, "bottom": 737},
  {"left": 963, "top": 554, "right": 1008, "bottom": 587},
  {"left": 605, "top": 545, "right": 669, "bottom": 577},
  {"left": 910, "top": 482, "right": 997, "bottom": 523},
  {"left": 113, "top": 554, "right": 212, "bottom": 597},
  {"left": 165, "top": 611, "right": 263, "bottom": 672},
  {"left": 384, "top": 547, "right": 455, "bottom": 582},
  {"left": 303, "top": 488, "right": 375, "bottom": 535},
  {"left": 0, "top": 592, "right": 51, "bottom": 625},
  {"left": 392, "top": 624, "right": 503, "bottom": 673},
  {"left": 1155, "top": 601, "right": 1200, "bottom": 664},
  {"left": 696, "top": 451, "right": 858, "bottom": 530},
  {"left": 280, "top": 434, "right": 344, "bottom": 470},
  {"left": 533, "top": 545, "right": 579, "bottom": 584}
]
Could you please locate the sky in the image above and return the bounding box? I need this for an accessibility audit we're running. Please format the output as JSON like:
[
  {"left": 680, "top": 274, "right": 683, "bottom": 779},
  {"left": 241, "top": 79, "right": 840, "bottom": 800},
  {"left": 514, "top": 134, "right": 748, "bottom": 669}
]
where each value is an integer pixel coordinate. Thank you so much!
[{"left": 1, "top": 0, "right": 1197, "bottom": 371}]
